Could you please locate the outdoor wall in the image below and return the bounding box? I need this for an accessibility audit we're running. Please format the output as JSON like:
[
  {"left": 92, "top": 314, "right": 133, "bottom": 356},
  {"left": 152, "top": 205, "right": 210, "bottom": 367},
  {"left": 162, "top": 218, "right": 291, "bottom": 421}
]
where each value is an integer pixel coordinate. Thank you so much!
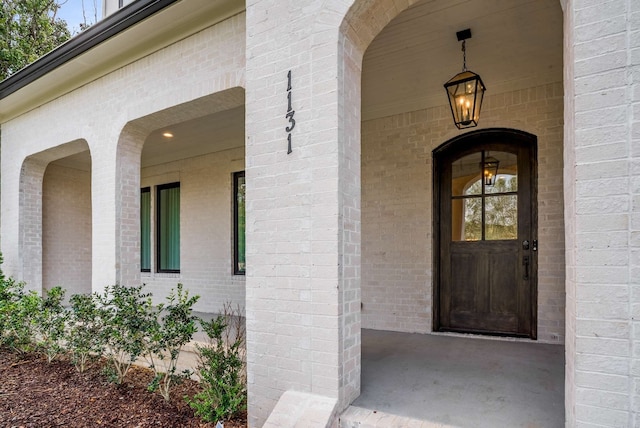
[
  {"left": 0, "top": 12, "right": 246, "bottom": 290},
  {"left": 564, "top": 0, "right": 640, "bottom": 425},
  {"left": 361, "top": 82, "right": 565, "bottom": 343},
  {"left": 140, "top": 147, "right": 245, "bottom": 313},
  {"left": 42, "top": 163, "right": 92, "bottom": 299}
]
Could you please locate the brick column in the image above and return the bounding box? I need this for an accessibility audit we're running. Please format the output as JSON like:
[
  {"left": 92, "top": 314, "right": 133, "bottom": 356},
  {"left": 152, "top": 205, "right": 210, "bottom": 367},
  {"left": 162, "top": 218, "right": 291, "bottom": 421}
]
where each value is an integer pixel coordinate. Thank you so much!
[
  {"left": 115, "top": 126, "right": 146, "bottom": 288},
  {"left": 0, "top": 150, "right": 23, "bottom": 280},
  {"left": 245, "top": 1, "right": 361, "bottom": 425},
  {"left": 90, "top": 141, "right": 119, "bottom": 293},
  {"left": 566, "top": 0, "right": 640, "bottom": 425},
  {"left": 18, "top": 157, "right": 47, "bottom": 292},
  {"left": 91, "top": 127, "right": 145, "bottom": 293}
]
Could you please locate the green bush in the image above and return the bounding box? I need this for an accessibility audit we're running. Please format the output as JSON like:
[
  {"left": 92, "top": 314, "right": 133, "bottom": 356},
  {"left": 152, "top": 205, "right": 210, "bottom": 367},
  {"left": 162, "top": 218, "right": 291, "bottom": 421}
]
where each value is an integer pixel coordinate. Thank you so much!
[
  {"left": 187, "top": 302, "right": 246, "bottom": 423},
  {"left": 145, "top": 283, "right": 200, "bottom": 401},
  {"left": 67, "top": 292, "right": 104, "bottom": 372},
  {"left": 0, "top": 261, "right": 21, "bottom": 347},
  {"left": 34, "top": 286, "right": 68, "bottom": 362},
  {"left": 0, "top": 255, "right": 25, "bottom": 350},
  {"left": 0, "top": 276, "right": 40, "bottom": 354},
  {"left": 98, "top": 284, "right": 159, "bottom": 384}
]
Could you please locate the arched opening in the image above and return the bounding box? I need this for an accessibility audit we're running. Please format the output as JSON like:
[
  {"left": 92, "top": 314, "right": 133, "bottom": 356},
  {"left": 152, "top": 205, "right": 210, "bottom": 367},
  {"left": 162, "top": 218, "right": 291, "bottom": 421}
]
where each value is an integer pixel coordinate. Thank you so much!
[
  {"left": 43, "top": 149, "right": 92, "bottom": 300},
  {"left": 20, "top": 140, "right": 92, "bottom": 298},
  {"left": 343, "top": 0, "right": 565, "bottom": 425},
  {"left": 115, "top": 87, "right": 246, "bottom": 312}
]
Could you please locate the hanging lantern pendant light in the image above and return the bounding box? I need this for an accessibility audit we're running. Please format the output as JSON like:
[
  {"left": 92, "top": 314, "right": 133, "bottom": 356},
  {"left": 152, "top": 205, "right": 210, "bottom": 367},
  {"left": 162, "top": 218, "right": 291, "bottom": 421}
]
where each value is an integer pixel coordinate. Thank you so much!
[
  {"left": 444, "top": 29, "right": 486, "bottom": 129},
  {"left": 482, "top": 153, "right": 500, "bottom": 186}
]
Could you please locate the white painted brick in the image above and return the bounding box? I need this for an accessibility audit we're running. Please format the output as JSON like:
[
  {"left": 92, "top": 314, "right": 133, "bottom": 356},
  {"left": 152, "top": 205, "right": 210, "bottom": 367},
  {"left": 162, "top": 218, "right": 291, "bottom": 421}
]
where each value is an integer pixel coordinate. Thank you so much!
[
  {"left": 576, "top": 403, "right": 628, "bottom": 427},
  {"left": 576, "top": 319, "right": 630, "bottom": 339},
  {"left": 577, "top": 388, "right": 630, "bottom": 411},
  {"left": 576, "top": 371, "right": 629, "bottom": 394},
  {"left": 42, "top": 163, "right": 92, "bottom": 300},
  {"left": 361, "top": 83, "right": 565, "bottom": 340}
]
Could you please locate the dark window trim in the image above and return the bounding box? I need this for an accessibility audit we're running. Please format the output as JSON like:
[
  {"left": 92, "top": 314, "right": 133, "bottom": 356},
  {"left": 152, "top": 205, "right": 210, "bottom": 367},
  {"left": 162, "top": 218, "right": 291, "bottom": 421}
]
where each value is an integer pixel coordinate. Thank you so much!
[
  {"left": 233, "top": 171, "right": 246, "bottom": 276},
  {"left": 140, "top": 187, "right": 151, "bottom": 273},
  {"left": 156, "top": 182, "right": 180, "bottom": 274},
  {"left": 0, "top": 0, "right": 179, "bottom": 99}
]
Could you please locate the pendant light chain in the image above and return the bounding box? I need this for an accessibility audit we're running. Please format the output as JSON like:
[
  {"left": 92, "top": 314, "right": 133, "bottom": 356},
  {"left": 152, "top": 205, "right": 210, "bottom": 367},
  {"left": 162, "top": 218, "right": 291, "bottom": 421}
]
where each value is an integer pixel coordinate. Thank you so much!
[{"left": 462, "top": 40, "right": 467, "bottom": 72}]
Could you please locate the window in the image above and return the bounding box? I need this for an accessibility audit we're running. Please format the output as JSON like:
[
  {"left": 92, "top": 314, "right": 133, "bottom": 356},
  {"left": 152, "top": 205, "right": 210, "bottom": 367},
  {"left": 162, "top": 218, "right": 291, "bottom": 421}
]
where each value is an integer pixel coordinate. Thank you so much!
[
  {"left": 140, "top": 187, "right": 151, "bottom": 272},
  {"left": 234, "top": 172, "right": 246, "bottom": 275},
  {"left": 451, "top": 151, "right": 518, "bottom": 241},
  {"left": 157, "top": 182, "right": 180, "bottom": 273}
]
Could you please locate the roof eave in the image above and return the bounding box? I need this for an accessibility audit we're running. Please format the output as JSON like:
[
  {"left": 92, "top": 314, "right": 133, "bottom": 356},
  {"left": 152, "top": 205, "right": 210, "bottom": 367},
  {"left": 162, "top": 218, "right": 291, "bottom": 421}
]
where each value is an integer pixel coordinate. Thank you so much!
[{"left": 0, "top": 0, "right": 179, "bottom": 100}]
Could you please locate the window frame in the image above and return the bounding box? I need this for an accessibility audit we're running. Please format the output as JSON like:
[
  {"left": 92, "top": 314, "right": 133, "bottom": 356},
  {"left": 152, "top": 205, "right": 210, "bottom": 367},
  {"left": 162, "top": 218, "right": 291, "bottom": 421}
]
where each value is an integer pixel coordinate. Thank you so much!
[
  {"left": 140, "top": 187, "right": 151, "bottom": 272},
  {"left": 233, "top": 171, "right": 246, "bottom": 275},
  {"left": 156, "top": 182, "right": 181, "bottom": 273}
]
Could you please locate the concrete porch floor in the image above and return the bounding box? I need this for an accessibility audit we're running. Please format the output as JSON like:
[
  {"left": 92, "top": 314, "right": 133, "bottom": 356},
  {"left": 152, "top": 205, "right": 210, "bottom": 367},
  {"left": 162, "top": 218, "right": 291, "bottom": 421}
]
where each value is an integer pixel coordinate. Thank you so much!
[{"left": 341, "top": 329, "right": 564, "bottom": 428}]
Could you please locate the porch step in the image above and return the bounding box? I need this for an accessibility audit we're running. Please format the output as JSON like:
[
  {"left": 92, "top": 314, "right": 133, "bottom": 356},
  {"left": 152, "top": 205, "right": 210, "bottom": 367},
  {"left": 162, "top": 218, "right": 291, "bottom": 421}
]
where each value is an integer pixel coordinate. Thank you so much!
[
  {"left": 340, "top": 406, "right": 450, "bottom": 428},
  {"left": 264, "top": 391, "right": 338, "bottom": 428}
]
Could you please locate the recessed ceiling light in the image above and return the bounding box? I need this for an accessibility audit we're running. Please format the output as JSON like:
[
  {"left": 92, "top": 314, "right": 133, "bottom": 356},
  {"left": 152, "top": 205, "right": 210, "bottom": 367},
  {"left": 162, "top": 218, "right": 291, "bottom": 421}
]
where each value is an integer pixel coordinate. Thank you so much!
[{"left": 162, "top": 132, "right": 174, "bottom": 138}]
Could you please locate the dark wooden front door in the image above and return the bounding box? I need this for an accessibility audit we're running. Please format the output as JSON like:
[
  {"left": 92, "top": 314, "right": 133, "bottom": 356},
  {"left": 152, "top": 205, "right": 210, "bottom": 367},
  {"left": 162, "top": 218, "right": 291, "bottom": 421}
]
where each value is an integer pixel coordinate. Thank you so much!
[{"left": 434, "top": 129, "right": 537, "bottom": 338}]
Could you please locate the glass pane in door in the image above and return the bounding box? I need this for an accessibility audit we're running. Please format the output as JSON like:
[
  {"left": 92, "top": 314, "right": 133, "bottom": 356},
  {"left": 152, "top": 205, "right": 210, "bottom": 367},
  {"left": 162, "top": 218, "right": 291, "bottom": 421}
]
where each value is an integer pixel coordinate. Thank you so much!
[
  {"left": 485, "top": 195, "right": 518, "bottom": 240},
  {"left": 452, "top": 152, "right": 481, "bottom": 196},
  {"left": 485, "top": 151, "right": 518, "bottom": 194},
  {"left": 452, "top": 198, "right": 482, "bottom": 241}
]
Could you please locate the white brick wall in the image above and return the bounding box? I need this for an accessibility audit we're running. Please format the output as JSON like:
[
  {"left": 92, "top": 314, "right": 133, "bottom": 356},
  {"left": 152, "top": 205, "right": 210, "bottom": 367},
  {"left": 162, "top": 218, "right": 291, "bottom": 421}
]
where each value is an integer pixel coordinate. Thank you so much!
[
  {"left": 361, "top": 82, "right": 565, "bottom": 343},
  {"left": 42, "top": 163, "right": 92, "bottom": 299},
  {"left": 245, "top": 0, "right": 374, "bottom": 424},
  {"left": 565, "top": 0, "right": 640, "bottom": 425},
  {"left": 1, "top": 13, "right": 246, "bottom": 293},
  {"left": 140, "top": 147, "right": 246, "bottom": 312}
]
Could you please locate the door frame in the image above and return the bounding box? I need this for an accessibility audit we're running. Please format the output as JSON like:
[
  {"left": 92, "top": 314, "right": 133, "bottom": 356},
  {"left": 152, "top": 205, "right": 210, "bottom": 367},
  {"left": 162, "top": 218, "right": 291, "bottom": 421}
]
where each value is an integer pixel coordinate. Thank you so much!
[{"left": 432, "top": 128, "right": 538, "bottom": 338}]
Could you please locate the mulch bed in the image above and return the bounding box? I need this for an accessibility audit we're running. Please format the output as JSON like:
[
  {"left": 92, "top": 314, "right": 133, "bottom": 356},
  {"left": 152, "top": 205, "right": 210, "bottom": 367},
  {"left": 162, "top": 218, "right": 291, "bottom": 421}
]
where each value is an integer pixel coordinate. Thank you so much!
[{"left": 0, "top": 349, "right": 246, "bottom": 427}]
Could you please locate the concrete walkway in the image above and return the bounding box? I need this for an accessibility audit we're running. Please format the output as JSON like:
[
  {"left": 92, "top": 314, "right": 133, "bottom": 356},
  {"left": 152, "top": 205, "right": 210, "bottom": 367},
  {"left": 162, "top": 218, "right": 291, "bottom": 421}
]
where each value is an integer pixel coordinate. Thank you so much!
[{"left": 342, "top": 329, "right": 564, "bottom": 428}]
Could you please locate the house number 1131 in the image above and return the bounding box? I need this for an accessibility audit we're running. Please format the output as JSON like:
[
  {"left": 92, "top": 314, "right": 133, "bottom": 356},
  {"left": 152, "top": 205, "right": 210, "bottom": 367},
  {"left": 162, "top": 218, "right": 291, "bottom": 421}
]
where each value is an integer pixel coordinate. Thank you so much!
[{"left": 286, "top": 70, "right": 295, "bottom": 154}]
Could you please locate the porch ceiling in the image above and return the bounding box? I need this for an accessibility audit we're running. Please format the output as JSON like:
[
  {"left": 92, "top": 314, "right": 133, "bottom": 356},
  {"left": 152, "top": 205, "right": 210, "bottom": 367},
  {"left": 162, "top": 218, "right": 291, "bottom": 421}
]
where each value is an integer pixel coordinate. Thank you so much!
[
  {"left": 362, "top": 0, "right": 563, "bottom": 121},
  {"left": 141, "top": 105, "right": 245, "bottom": 168},
  {"left": 51, "top": 106, "right": 245, "bottom": 171}
]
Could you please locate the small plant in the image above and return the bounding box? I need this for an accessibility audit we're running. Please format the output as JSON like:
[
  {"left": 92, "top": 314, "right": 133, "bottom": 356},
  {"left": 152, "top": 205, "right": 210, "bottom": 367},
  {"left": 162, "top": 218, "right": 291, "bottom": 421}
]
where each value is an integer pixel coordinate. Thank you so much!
[
  {"left": 0, "top": 279, "right": 40, "bottom": 354},
  {"left": 187, "top": 302, "right": 246, "bottom": 423},
  {"left": 33, "top": 286, "right": 68, "bottom": 362},
  {"left": 98, "top": 284, "right": 159, "bottom": 384},
  {"left": 67, "top": 292, "right": 104, "bottom": 372},
  {"left": 0, "top": 260, "right": 20, "bottom": 346},
  {"left": 0, "top": 254, "right": 29, "bottom": 350},
  {"left": 145, "top": 283, "right": 200, "bottom": 401}
]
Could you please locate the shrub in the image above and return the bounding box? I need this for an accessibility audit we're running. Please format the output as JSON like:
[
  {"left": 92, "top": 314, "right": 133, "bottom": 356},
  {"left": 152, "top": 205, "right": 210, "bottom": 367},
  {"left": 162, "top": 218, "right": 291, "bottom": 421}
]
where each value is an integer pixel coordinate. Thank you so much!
[
  {"left": 0, "top": 255, "right": 30, "bottom": 351},
  {"left": 1, "top": 256, "right": 67, "bottom": 358},
  {"left": 67, "top": 292, "right": 104, "bottom": 372},
  {"left": 187, "top": 302, "right": 246, "bottom": 423},
  {"left": 145, "top": 283, "right": 200, "bottom": 401},
  {"left": 0, "top": 278, "right": 40, "bottom": 354},
  {"left": 0, "top": 263, "right": 21, "bottom": 347},
  {"left": 33, "top": 286, "right": 68, "bottom": 362},
  {"left": 98, "top": 284, "right": 159, "bottom": 384}
]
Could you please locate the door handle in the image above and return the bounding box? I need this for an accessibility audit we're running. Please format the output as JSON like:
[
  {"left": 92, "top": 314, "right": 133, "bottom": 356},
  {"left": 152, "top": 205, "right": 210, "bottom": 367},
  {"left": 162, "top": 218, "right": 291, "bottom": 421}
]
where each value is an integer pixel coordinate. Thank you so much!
[
  {"left": 522, "top": 240, "right": 529, "bottom": 250},
  {"left": 523, "top": 255, "right": 530, "bottom": 280}
]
